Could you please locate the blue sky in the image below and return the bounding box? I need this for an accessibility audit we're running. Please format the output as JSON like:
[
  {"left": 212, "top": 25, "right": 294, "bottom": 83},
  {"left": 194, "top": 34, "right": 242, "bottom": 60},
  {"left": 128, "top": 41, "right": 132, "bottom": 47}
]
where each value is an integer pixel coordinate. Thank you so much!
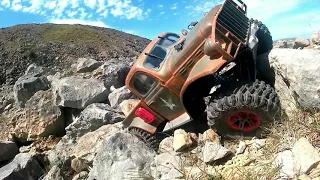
[{"left": 0, "top": 0, "right": 319, "bottom": 40}]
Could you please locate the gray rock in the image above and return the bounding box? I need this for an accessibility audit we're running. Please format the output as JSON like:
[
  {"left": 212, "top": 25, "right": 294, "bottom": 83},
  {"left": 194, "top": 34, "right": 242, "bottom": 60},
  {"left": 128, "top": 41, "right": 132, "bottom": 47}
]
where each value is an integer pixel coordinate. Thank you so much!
[
  {"left": 65, "top": 103, "right": 124, "bottom": 140},
  {"left": 159, "top": 136, "right": 174, "bottom": 153},
  {"left": 72, "top": 123, "right": 123, "bottom": 162},
  {"left": 173, "top": 129, "right": 193, "bottom": 152},
  {"left": 269, "top": 49, "right": 320, "bottom": 114},
  {"left": 201, "top": 141, "right": 230, "bottom": 163},
  {"left": 274, "top": 150, "right": 295, "bottom": 179},
  {"left": 293, "top": 37, "right": 310, "bottom": 49},
  {"left": 48, "top": 123, "right": 123, "bottom": 167},
  {"left": 292, "top": 137, "right": 320, "bottom": 174},
  {"left": 311, "top": 31, "right": 320, "bottom": 46},
  {"left": 275, "top": 40, "right": 288, "bottom": 48},
  {"left": 88, "top": 132, "right": 156, "bottom": 180},
  {"left": 108, "top": 86, "right": 135, "bottom": 107},
  {"left": 53, "top": 76, "right": 109, "bottom": 109},
  {"left": 72, "top": 171, "right": 88, "bottom": 180},
  {"left": 150, "top": 152, "right": 183, "bottom": 180},
  {"left": 42, "top": 165, "right": 64, "bottom": 180},
  {"left": 23, "top": 90, "right": 65, "bottom": 138},
  {"left": 75, "top": 58, "right": 101, "bottom": 73},
  {"left": 71, "top": 157, "right": 89, "bottom": 173},
  {"left": 13, "top": 75, "right": 49, "bottom": 108},
  {"left": 0, "top": 153, "right": 44, "bottom": 180},
  {"left": 25, "top": 63, "right": 47, "bottom": 76},
  {"left": 0, "top": 141, "right": 18, "bottom": 164},
  {"left": 92, "top": 60, "right": 131, "bottom": 89}
]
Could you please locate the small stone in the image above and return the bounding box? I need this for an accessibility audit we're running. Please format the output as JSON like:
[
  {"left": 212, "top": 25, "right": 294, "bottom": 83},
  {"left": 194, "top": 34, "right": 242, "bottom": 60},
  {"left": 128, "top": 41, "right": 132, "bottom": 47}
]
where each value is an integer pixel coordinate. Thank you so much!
[
  {"left": 274, "top": 150, "right": 295, "bottom": 179},
  {"left": 173, "top": 129, "right": 193, "bottom": 152},
  {"left": 299, "top": 174, "right": 312, "bottom": 180},
  {"left": 202, "top": 141, "right": 230, "bottom": 163},
  {"left": 184, "top": 167, "right": 203, "bottom": 179},
  {"left": 292, "top": 137, "right": 320, "bottom": 174},
  {"left": 71, "top": 157, "right": 89, "bottom": 173},
  {"left": 253, "top": 139, "right": 266, "bottom": 150},
  {"left": 3, "top": 104, "right": 12, "bottom": 111},
  {"left": 202, "top": 129, "right": 220, "bottom": 144},
  {"left": 309, "top": 162, "right": 320, "bottom": 178},
  {"left": 159, "top": 136, "right": 174, "bottom": 153},
  {"left": 235, "top": 141, "right": 246, "bottom": 155},
  {"left": 119, "top": 99, "right": 140, "bottom": 117},
  {"left": 72, "top": 171, "right": 88, "bottom": 180},
  {"left": 42, "top": 165, "right": 64, "bottom": 180}
]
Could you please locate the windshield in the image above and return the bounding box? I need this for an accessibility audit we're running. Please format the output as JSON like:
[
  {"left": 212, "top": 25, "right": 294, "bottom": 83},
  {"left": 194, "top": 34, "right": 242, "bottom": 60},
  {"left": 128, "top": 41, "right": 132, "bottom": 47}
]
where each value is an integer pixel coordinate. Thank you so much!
[{"left": 143, "top": 33, "right": 180, "bottom": 70}]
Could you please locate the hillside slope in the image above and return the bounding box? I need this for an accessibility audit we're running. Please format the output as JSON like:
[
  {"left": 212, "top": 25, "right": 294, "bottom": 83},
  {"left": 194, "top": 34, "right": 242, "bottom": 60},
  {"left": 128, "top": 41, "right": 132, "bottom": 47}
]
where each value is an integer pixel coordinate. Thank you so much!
[{"left": 0, "top": 23, "right": 150, "bottom": 85}]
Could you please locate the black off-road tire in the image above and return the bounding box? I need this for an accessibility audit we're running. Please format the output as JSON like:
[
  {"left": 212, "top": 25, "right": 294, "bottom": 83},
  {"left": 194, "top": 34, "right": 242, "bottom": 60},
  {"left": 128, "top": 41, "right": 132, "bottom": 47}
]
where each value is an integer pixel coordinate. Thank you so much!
[
  {"left": 129, "top": 127, "right": 158, "bottom": 150},
  {"left": 250, "top": 19, "right": 273, "bottom": 55},
  {"left": 207, "top": 80, "right": 280, "bottom": 139}
]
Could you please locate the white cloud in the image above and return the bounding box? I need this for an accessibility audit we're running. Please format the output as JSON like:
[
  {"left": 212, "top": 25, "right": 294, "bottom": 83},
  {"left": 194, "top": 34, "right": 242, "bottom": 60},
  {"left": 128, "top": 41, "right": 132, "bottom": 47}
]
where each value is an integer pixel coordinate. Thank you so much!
[
  {"left": 109, "top": 0, "right": 147, "bottom": 20},
  {"left": 49, "top": 19, "right": 110, "bottom": 28},
  {"left": 100, "top": 9, "right": 108, "bottom": 17},
  {"left": 158, "top": 4, "right": 163, "bottom": 8},
  {"left": 44, "top": 1, "right": 57, "bottom": 10},
  {"left": 66, "top": 10, "right": 78, "bottom": 18},
  {"left": 170, "top": 3, "right": 177, "bottom": 10},
  {"left": 173, "top": 13, "right": 178, "bottom": 16},
  {"left": 84, "top": 0, "right": 96, "bottom": 9},
  {"left": 160, "top": 11, "right": 165, "bottom": 15},
  {"left": 12, "top": 0, "right": 22, "bottom": 11},
  {"left": 1, "top": 0, "right": 10, "bottom": 8}
]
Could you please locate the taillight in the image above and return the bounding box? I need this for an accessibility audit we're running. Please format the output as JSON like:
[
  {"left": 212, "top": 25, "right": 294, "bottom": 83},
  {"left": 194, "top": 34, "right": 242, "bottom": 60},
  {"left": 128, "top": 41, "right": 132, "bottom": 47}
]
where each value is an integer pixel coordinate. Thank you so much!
[{"left": 135, "top": 107, "right": 155, "bottom": 124}]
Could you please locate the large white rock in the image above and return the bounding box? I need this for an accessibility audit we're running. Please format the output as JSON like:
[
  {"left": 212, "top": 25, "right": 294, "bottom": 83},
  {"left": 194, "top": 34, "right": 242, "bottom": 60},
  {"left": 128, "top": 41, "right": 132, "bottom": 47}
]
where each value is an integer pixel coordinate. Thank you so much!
[
  {"left": 88, "top": 132, "right": 156, "bottom": 180},
  {"left": 269, "top": 49, "right": 320, "bottom": 114},
  {"left": 53, "top": 76, "right": 109, "bottom": 109},
  {"left": 292, "top": 137, "right": 320, "bottom": 174}
]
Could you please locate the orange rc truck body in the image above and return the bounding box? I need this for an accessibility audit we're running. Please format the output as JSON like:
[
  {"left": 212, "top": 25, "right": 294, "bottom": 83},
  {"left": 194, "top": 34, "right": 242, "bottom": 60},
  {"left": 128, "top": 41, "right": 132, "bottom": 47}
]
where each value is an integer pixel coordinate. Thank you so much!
[{"left": 122, "top": 0, "right": 279, "bottom": 147}]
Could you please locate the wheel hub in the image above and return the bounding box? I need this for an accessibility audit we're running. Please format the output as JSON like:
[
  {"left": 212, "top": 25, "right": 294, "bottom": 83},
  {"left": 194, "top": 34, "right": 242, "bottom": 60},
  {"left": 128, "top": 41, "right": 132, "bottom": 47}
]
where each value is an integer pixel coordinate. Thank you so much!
[{"left": 227, "top": 111, "right": 261, "bottom": 132}]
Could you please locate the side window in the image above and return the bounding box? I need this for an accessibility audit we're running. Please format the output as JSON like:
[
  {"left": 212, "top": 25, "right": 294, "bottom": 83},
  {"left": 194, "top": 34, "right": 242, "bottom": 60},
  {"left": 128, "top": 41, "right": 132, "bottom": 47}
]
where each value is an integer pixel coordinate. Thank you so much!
[
  {"left": 131, "top": 72, "right": 157, "bottom": 96},
  {"left": 158, "top": 34, "right": 180, "bottom": 47}
]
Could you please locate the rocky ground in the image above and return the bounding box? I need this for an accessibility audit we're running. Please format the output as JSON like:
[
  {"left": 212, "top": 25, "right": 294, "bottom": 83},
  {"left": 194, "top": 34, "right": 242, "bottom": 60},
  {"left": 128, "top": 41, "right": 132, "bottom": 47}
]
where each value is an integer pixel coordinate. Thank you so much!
[
  {"left": 0, "top": 26, "right": 320, "bottom": 180},
  {"left": 0, "top": 23, "right": 150, "bottom": 85}
]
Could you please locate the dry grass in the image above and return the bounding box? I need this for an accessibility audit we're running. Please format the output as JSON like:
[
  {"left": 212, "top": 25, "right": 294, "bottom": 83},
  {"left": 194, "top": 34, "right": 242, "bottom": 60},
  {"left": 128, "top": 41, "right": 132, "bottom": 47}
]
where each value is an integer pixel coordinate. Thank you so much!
[{"left": 163, "top": 108, "right": 320, "bottom": 180}]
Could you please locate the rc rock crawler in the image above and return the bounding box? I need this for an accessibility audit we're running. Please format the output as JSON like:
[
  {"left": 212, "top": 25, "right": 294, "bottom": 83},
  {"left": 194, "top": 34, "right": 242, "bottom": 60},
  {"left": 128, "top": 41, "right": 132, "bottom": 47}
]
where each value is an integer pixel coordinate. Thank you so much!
[{"left": 122, "top": 0, "right": 280, "bottom": 149}]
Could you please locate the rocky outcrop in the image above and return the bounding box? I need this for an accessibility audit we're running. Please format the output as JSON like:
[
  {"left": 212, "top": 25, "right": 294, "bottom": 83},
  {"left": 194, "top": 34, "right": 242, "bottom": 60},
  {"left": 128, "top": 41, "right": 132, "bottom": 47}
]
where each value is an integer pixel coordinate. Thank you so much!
[
  {"left": 65, "top": 103, "right": 124, "bottom": 140},
  {"left": 42, "top": 165, "right": 64, "bottom": 180},
  {"left": 0, "top": 141, "right": 18, "bottom": 164},
  {"left": 293, "top": 37, "right": 310, "bottom": 49},
  {"left": 311, "top": 31, "right": 320, "bottom": 46},
  {"left": 8, "top": 90, "right": 65, "bottom": 143},
  {"left": 88, "top": 132, "right": 156, "bottom": 180},
  {"left": 24, "top": 90, "right": 65, "bottom": 138},
  {"left": 269, "top": 49, "right": 320, "bottom": 114},
  {"left": 74, "top": 58, "right": 101, "bottom": 73},
  {"left": 48, "top": 122, "right": 123, "bottom": 167},
  {"left": 13, "top": 75, "right": 49, "bottom": 108},
  {"left": 53, "top": 76, "right": 109, "bottom": 109},
  {"left": 72, "top": 123, "right": 123, "bottom": 163},
  {"left": 0, "top": 153, "right": 44, "bottom": 179}
]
